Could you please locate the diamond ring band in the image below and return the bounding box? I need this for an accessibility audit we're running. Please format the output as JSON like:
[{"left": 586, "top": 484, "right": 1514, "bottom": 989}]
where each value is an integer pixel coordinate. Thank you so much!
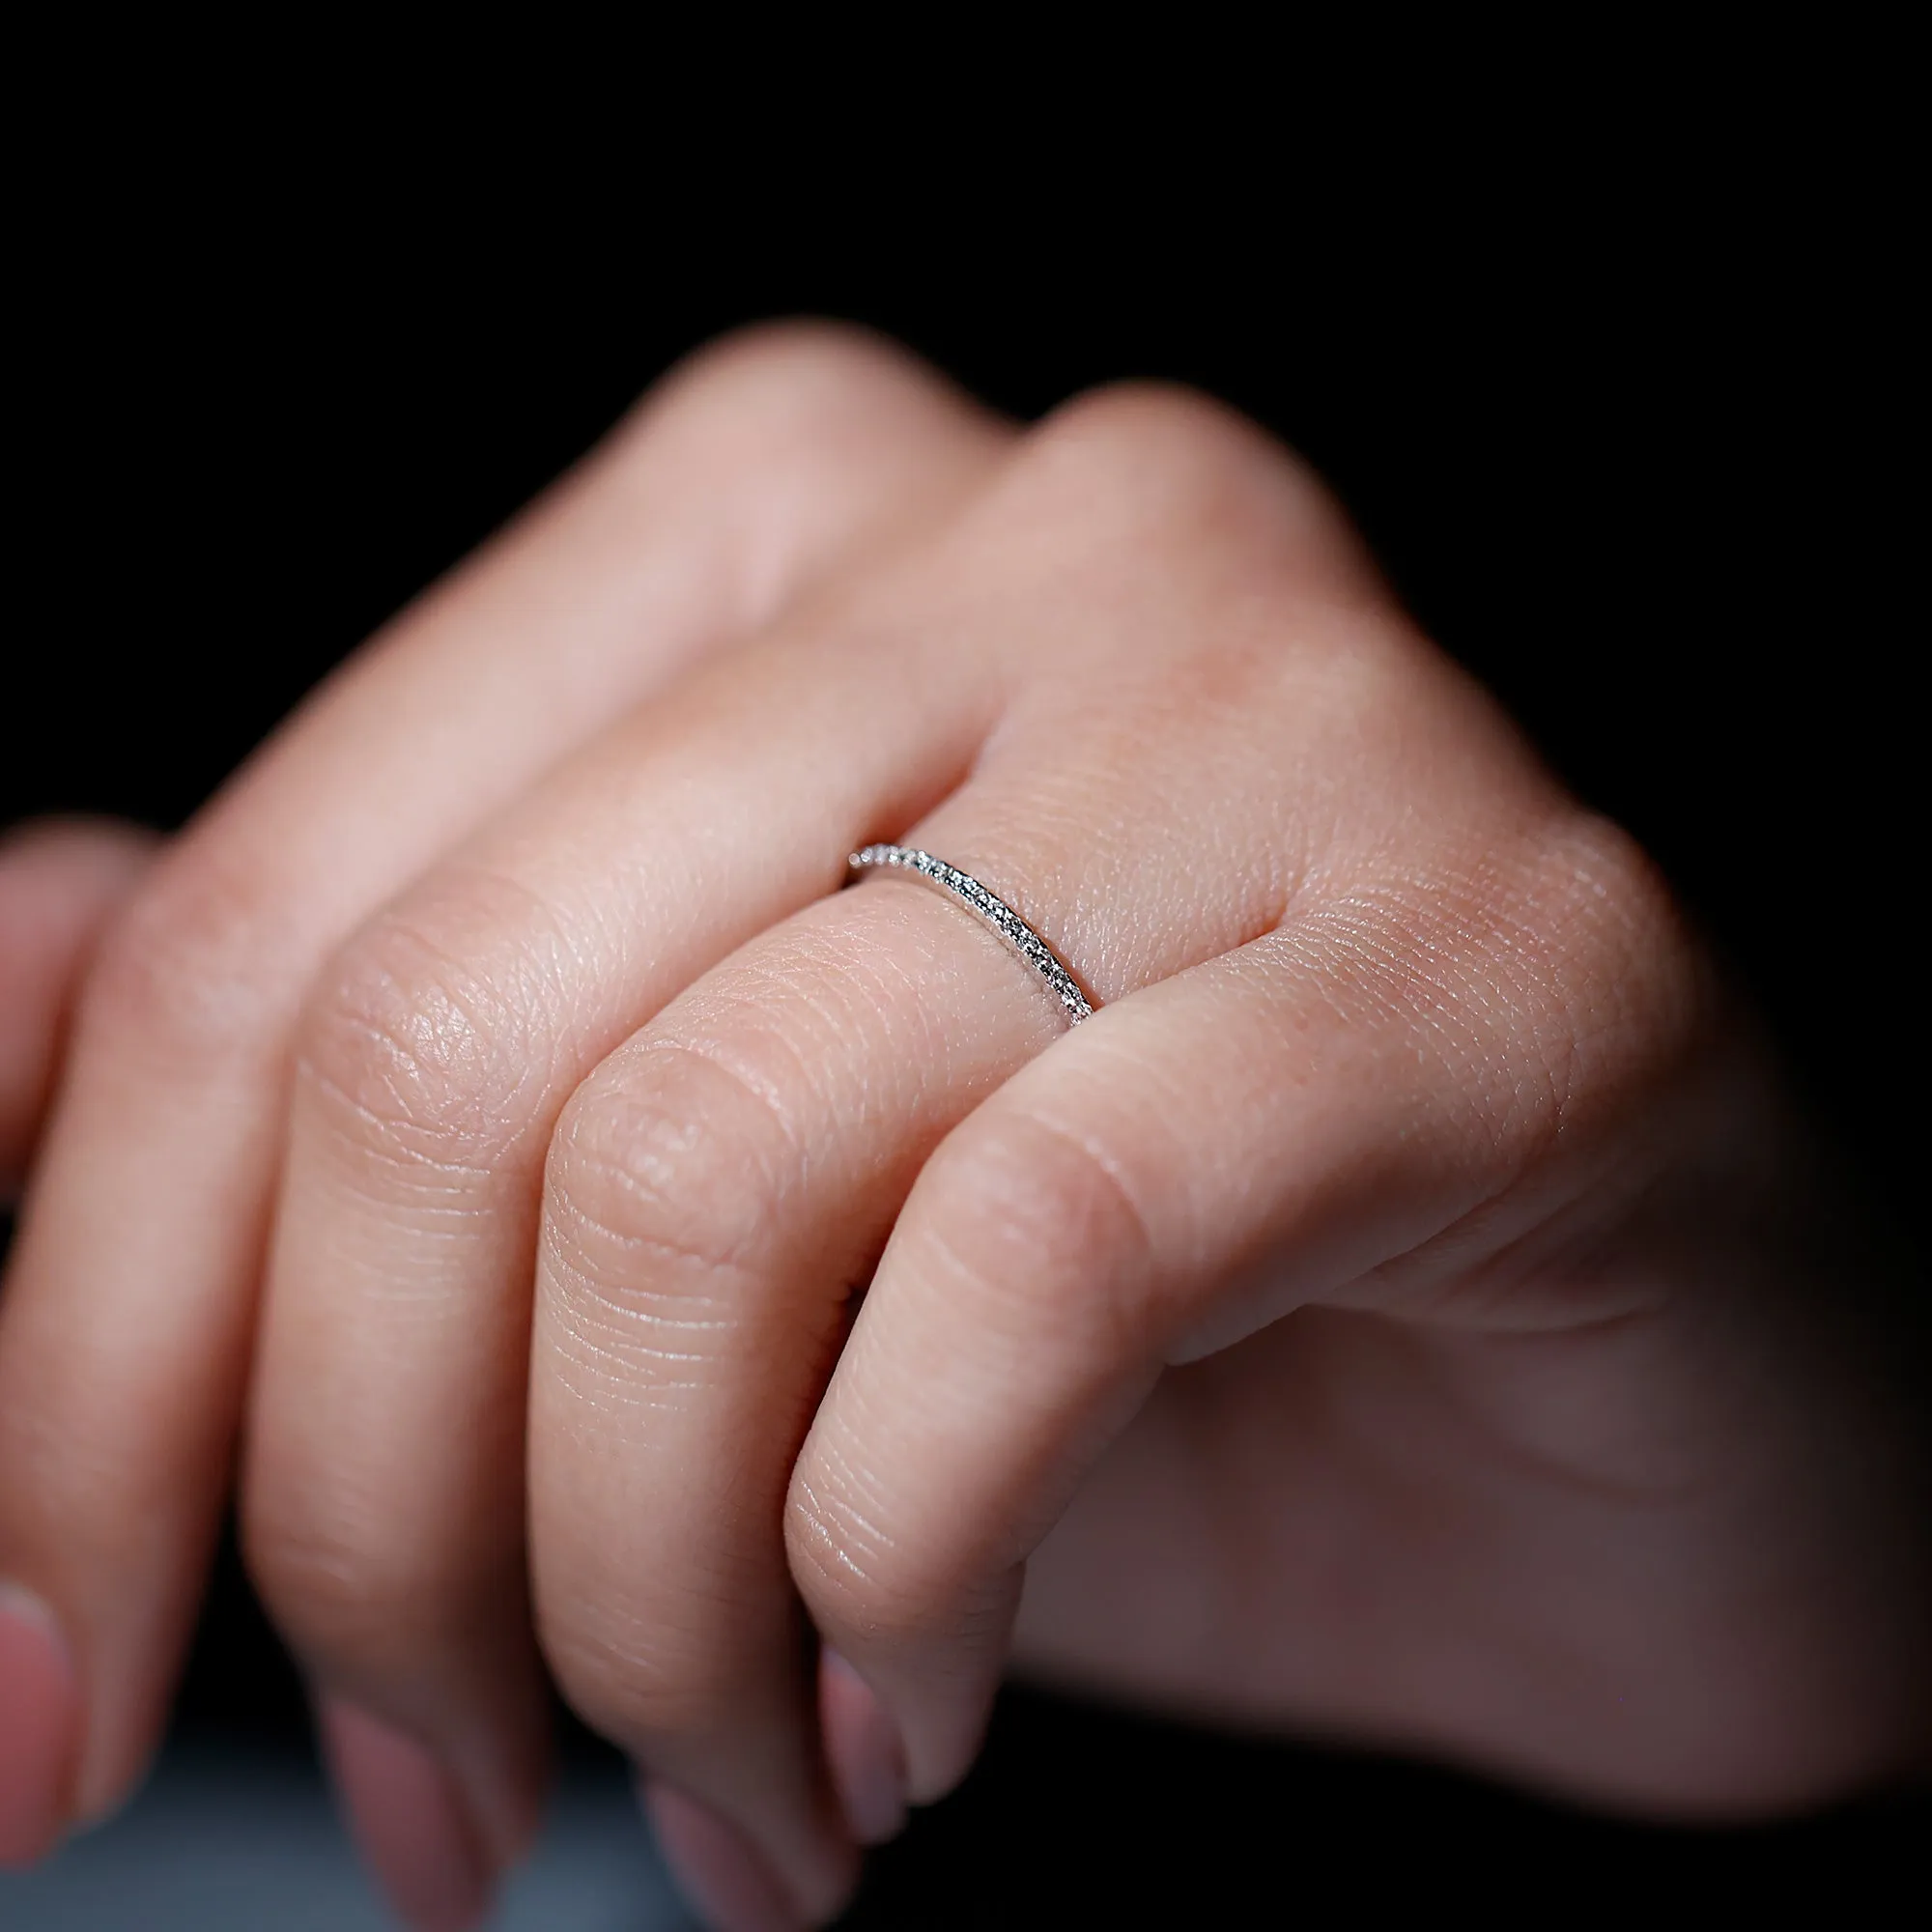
[{"left": 846, "top": 844, "right": 1094, "bottom": 1026}]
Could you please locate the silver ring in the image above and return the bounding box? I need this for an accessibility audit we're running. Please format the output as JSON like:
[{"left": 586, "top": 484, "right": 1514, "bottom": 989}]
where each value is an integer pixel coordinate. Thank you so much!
[{"left": 847, "top": 844, "right": 1094, "bottom": 1026}]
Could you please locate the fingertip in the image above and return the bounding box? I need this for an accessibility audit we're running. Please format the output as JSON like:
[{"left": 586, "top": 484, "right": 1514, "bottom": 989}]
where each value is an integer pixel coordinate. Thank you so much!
[
  {"left": 818, "top": 1649, "right": 907, "bottom": 1847},
  {"left": 640, "top": 1779, "right": 812, "bottom": 1932},
  {"left": 0, "top": 1584, "right": 80, "bottom": 1868},
  {"left": 318, "top": 1696, "right": 499, "bottom": 1932}
]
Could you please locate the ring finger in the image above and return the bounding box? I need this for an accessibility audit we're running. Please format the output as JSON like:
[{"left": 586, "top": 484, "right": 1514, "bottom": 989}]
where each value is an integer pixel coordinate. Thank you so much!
[{"left": 525, "top": 395, "right": 1396, "bottom": 1924}]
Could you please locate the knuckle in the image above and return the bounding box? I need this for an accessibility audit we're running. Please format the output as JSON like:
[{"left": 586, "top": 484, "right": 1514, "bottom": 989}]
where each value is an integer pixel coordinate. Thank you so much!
[
  {"left": 1520, "top": 813, "right": 1710, "bottom": 1094},
  {"left": 920, "top": 1107, "right": 1156, "bottom": 1354},
  {"left": 611, "top": 321, "right": 991, "bottom": 630},
  {"left": 1020, "top": 381, "right": 1332, "bottom": 537},
  {"left": 786, "top": 1450, "right": 1023, "bottom": 1660},
  {"left": 544, "top": 1038, "right": 797, "bottom": 1316},
  {"left": 79, "top": 846, "right": 286, "bottom": 1062},
  {"left": 296, "top": 893, "right": 554, "bottom": 1173},
  {"left": 244, "top": 1483, "right": 463, "bottom": 1671},
  {"left": 536, "top": 1613, "right": 729, "bottom": 1749},
  {"left": 987, "top": 384, "right": 1372, "bottom": 630},
  {"left": 633, "top": 322, "right": 980, "bottom": 517},
  {"left": 1037, "top": 378, "right": 1250, "bottom": 461},
  {"left": 1336, "top": 810, "right": 1711, "bottom": 1166},
  {"left": 654, "top": 318, "right": 935, "bottom": 430},
  {"left": 783, "top": 1466, "right": 927, "bottom": 1637}
]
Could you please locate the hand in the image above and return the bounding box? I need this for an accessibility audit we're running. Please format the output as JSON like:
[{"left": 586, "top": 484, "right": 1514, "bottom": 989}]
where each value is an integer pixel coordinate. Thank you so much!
[{"left": 3, "top": 327, "right": 1924, "bottom": 1932}]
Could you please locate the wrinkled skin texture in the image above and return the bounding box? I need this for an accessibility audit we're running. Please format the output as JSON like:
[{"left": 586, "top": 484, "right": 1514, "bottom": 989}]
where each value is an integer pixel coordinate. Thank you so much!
[{"left": 1, "top": 327, "right": 1925, "bottom": 1929}]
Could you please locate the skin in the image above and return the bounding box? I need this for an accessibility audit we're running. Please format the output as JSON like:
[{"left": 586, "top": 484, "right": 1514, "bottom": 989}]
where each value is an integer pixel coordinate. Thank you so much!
[
  {"left": 0, "top": 327, "right": 1925, "bottom": 1931},
  {"left": 0, "top": 820, "right": 156, "bottom": 1197}
]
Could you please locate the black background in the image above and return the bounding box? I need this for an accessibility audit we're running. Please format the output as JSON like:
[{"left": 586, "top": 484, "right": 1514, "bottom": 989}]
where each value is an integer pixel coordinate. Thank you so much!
[{"left": 8, "top": 90, "right": 1924, "bottom": 1922}]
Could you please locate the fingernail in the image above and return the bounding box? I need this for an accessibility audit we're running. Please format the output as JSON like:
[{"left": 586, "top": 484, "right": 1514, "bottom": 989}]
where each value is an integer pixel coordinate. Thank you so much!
[
  {"left": 818, "top": 1649, "right": 906, "bottom": 1846},
  {"left": 641, "top": 1780, "right": 807, "bottom": 1932},
  {"left": 318, "top": 1696, "right": 496, "bottom": 1932},
  {"left": 0, "top": 1584, "right": 78, "bottom": 1867}
]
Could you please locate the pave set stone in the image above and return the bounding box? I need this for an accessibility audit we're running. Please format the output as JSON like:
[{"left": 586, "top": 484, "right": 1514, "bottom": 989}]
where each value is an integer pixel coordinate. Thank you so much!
[{"left": 847, "top": 844, "right": 1095, "bottom": 1026}]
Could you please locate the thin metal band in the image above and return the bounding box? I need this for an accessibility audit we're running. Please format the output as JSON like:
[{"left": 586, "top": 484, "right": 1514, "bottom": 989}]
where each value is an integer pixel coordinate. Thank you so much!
[{"left": 847, "top": 844, "right": 1094, "bottom": 1026}]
